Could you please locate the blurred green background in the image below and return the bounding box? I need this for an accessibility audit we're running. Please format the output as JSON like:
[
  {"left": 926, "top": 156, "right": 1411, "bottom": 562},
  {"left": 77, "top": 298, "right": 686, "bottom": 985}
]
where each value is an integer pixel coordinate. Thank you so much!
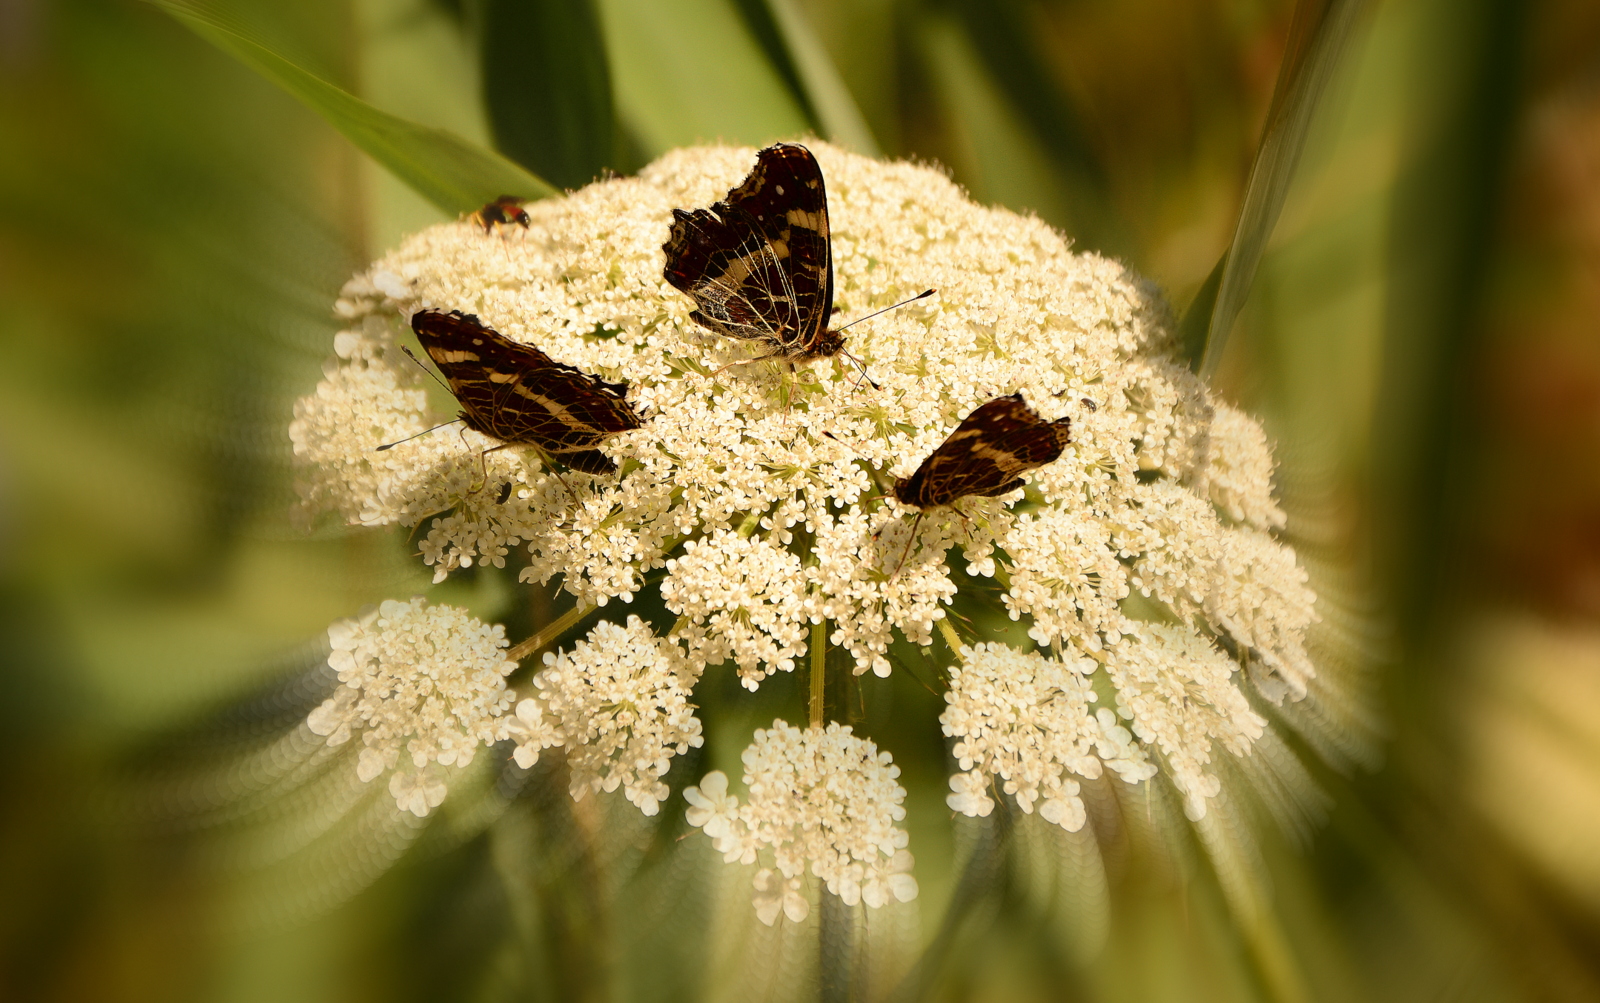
[{"left": 4, "top": 0, "right": 1600, "bottom": 1000}]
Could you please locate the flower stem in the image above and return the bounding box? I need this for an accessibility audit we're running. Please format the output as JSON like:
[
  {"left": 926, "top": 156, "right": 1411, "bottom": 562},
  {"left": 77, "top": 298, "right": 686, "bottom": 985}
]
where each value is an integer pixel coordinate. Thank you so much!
[
  {"left": 507, "top": 601, "right": 595, "bottom": 662},
  {"left": 819, "top": 888, "right": 853, "bottom": 1003},
  {"left": 937, "top": 616, "right": 965, "bottom": 655},
  {"left": 810, "top": 618, "right": 826, "bottom": 728}
]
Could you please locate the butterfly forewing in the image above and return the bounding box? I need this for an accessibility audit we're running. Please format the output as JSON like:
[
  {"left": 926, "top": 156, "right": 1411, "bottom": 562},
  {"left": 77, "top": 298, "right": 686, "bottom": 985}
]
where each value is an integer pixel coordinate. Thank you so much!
[
  {"left": 663, "top": 143, "right": 839, "bottom": 360},
  {"left": 894, "top": 394, "right": 1072, "bottom": 509},
  {"left": 409, "top": 309, "right": 642, "bottom": 473}
]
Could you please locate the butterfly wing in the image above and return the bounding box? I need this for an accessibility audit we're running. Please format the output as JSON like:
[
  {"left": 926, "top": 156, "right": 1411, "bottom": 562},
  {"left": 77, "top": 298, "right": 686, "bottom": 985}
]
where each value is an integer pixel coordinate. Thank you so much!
[
  {"left": 895, "top": 395, "right": 1072, "bottom": 508},
  {"left": 663, "top": 143, "right": 836, "bottom": 358},
  {"left": 410, "top": 310, "right": 642, "bottom": 467}
]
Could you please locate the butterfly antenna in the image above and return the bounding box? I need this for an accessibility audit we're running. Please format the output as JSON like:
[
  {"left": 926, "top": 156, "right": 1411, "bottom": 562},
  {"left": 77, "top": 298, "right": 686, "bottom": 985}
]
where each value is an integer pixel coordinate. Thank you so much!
[
  {"left": 840, "top": 349, "right": 880, "bottom": 392},
  {"left": 376, "top": 418, "right": 464, "bottom": 451},
  {"left": 399, "top": 345, "right": 456, "bottom": 396},
  {"left": 821, "top": 429, "right": 873, "bottom": 463},
  {"left": 833, "top": 289, "right": 935, "bottom": 334},
  {"left": 821, "top": 431, "right": 896, "bottom": 500}
]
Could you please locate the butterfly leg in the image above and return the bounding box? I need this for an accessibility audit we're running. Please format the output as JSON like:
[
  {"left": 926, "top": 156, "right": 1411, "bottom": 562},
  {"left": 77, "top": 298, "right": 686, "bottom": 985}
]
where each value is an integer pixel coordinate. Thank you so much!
[
  {"left": 839, "top": 350, "right": 880, "bottom": 392},
  {"left": 467, "top": 443, "right": 514, "bottom": 495},
  {"left": 709, "top": 355, "right": 771, "bottom": 380},
  {"left": 531, "top": 447, "right": 580, "bottom": 506},
  {"left": 405, "top": 504, "right": 456, "bottom": 552},
  {"left": 889, "top": 510, "right": 925, "bottom": 578}
]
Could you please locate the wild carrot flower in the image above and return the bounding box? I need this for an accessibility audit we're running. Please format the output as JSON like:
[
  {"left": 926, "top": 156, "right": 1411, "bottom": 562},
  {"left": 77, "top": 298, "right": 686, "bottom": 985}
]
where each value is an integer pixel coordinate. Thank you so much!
[
  {"left": 683, "top": 721, "right": 917, "bottom": 925},
  {"left": 293, "top": 141, "right": 1317, "bottom": 915},
  {"left": 307, "top": 598, "right": 516, "bottom": 817}
]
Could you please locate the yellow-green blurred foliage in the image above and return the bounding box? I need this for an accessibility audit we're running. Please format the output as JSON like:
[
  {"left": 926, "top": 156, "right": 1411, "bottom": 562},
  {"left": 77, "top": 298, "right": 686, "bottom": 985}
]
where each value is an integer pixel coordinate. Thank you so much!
[{"left": 3, "top": 0, "right": 1600, "bottom": 1000}]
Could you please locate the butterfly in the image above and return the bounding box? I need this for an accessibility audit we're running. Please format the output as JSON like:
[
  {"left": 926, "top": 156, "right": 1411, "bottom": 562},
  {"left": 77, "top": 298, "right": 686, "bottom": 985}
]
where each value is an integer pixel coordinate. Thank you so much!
[
  {"left": 663, "top": 143, "right": 850, "bottom": 365},
  {"left": 469, "top": 196, "right": 530, "bottom": 233},
  {"left": 407, "top": 309, "right": 642, "bottom": 476},
  {"left": 883, "top": 394, "right": 1072, "bottom": 573},
  {"left": 895, "top": 394, "right": 1073, "bottom": 508}
]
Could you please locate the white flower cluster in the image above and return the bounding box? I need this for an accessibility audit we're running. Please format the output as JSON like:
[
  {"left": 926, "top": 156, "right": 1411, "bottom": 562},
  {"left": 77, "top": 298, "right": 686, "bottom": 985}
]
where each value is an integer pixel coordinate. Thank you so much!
[
  {"left": 292, "top": 141, "right": 1321, "bottom": 876},
  {"left": 504, "top": 616, "right": 704, "bottom": 815},
  {"left": 1106, "top": 624, "right": 1267, "bottom": 819},
  {"left": 684, "top": 722, "right": 917, "bottom": 924},
  {"left": 306, "top": 598, "right": 516, "bottom": 816},
  {"left": 942, "top": 643, "right": 1156, "bottom": 830},
  {"left": 292, "top": 141, "right": 1312, "bottom": 702}
]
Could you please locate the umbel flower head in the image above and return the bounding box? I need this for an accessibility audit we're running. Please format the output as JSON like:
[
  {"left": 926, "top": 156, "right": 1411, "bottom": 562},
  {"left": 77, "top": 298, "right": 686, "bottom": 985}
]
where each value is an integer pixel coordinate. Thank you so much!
[
  {"left": 292, "top": 141, "right": 1318, "bottom": 917},
  {"left": 505, "top": 615, "right": 704, "bottom": 816},
  {"left": 307, "top": 598, "right": 516, "bottom": 817},
  {"left": 684, "top": 722, "right": 917, "bottom": 926}
]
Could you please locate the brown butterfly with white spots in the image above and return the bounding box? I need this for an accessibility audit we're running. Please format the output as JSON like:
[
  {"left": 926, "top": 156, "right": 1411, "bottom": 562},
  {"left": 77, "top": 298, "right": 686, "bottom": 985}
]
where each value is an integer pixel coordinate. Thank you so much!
[
  {"left": 391, "top": 309, "right": 642, "bottom": 476},
  {"left": 663, "top": 143, "right": 930, "bottom": 378},
  {"left": 887, "top": 394, "right": 1072, "bottom": 572}
]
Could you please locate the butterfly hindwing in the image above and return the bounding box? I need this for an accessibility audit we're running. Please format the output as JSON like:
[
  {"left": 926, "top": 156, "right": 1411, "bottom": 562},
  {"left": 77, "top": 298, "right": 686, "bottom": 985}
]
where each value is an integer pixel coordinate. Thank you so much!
[
  {"left": 895, "top": 394, "right": 1072, "bottom": 509},
  {"left": 410, "top": 309, "right": 642, "bottom": 473},
  {"left": 663, "top": 143, "right": 840, "bottom": 360}
]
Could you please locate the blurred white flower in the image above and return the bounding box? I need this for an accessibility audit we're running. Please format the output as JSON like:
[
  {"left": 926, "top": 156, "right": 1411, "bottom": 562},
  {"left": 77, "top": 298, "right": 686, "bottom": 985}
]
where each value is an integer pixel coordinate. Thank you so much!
[
  {"left": 507, "top": 616, "right": 703, "bottom": 816},
  {"left": 1108, "top": 624, "right": 1268, "bottom": 820},
  {"left": 942, "top": 642, "right": 1158, "bottom": 829},
  {"left": 306, "top": 598, "right": 516, "bottom": 817},
  {"left": 683, "top": 721, "right": 918, "bottom": 924}
]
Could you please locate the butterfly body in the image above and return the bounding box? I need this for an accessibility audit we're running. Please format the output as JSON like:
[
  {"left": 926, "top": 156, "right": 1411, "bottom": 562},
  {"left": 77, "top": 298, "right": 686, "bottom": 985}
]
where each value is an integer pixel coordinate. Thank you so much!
[
  {"left": 663, "top": 144, "right": 842, "bottom": 362},
  {"left": 894, "top": 394, "right": 1072, "bottom": 509},
  {"left": 409, "top": 309, "right": 641, "bottom": 475}
]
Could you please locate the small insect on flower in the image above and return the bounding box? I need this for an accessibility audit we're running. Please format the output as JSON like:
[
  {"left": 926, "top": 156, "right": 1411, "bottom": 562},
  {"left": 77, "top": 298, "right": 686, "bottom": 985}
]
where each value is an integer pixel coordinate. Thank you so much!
[
  {"left": 888, "top": 393, "right": 1072, "bottom": 572},
  {"left": 403, "top": 309, "right": 643, "bottom": 475},
  {"left": 663, "top": 143, "right": 930, "bottom": 384},
  {"left": 469, "top": 195, "right": 530, "bottom": 233}
]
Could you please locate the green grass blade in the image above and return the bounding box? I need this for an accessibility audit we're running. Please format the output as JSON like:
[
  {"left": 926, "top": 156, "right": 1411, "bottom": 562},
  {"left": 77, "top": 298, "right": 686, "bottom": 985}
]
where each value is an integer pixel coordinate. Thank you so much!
[
  {"left": 1198, "top": 0, "right": 1368, "bottom": 377},
  {"left": 952, "top": 0, "right": 1125, "bottom": 257},
  {"left": 478, "top": 0, "right": 615, "bottom": 190},
  {"left": 917, "top": 16, "right": 1081, "bottom": 236},
  {"left": 762, "top": 0, "right": 881, "bottom": 155},
  {"left": 151, "top": 0, "right": 558, "bottom": 214},
  {"left": 596, "top": 0, "right": 810, "bottom": 156},
  {"left": 1179, "top": 251, "right": 1227, "bottom": 370}
]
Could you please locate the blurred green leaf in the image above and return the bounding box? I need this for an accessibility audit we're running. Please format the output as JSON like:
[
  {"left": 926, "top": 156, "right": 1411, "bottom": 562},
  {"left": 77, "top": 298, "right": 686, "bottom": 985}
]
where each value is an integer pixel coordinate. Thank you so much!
[
  {"left": 760, "top": 0, "right": 881, "bottom": 154},
  {"left": 918, "top": 15, "right": 1081, "bottom": 235},
  {"left": 952, "top": 0, "right": 1124, "bottom": 257},
  {"left": 1180, "top": 252, "right": 1227, "bottom": 369},
  {"left": 478, "top": 0, "right": 614, "bottom": 190},
  {"left": 1198, "top": 0, "right": 1368, "bottom": 377},
  {"left": 595, "top": 0, "right": 810, "bottom": 156},
  {"left": 152, "top": 0, "right": 558, "bottom": 213}
]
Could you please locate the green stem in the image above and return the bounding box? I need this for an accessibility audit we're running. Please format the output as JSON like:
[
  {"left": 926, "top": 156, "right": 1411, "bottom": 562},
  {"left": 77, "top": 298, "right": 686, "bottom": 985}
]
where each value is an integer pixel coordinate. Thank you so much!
[
  {"left": 507, "top": 601, "right": 595, "bottom": 662},
  {"left": 810, "top": 618, "right": 827, "bottom": 728}
]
